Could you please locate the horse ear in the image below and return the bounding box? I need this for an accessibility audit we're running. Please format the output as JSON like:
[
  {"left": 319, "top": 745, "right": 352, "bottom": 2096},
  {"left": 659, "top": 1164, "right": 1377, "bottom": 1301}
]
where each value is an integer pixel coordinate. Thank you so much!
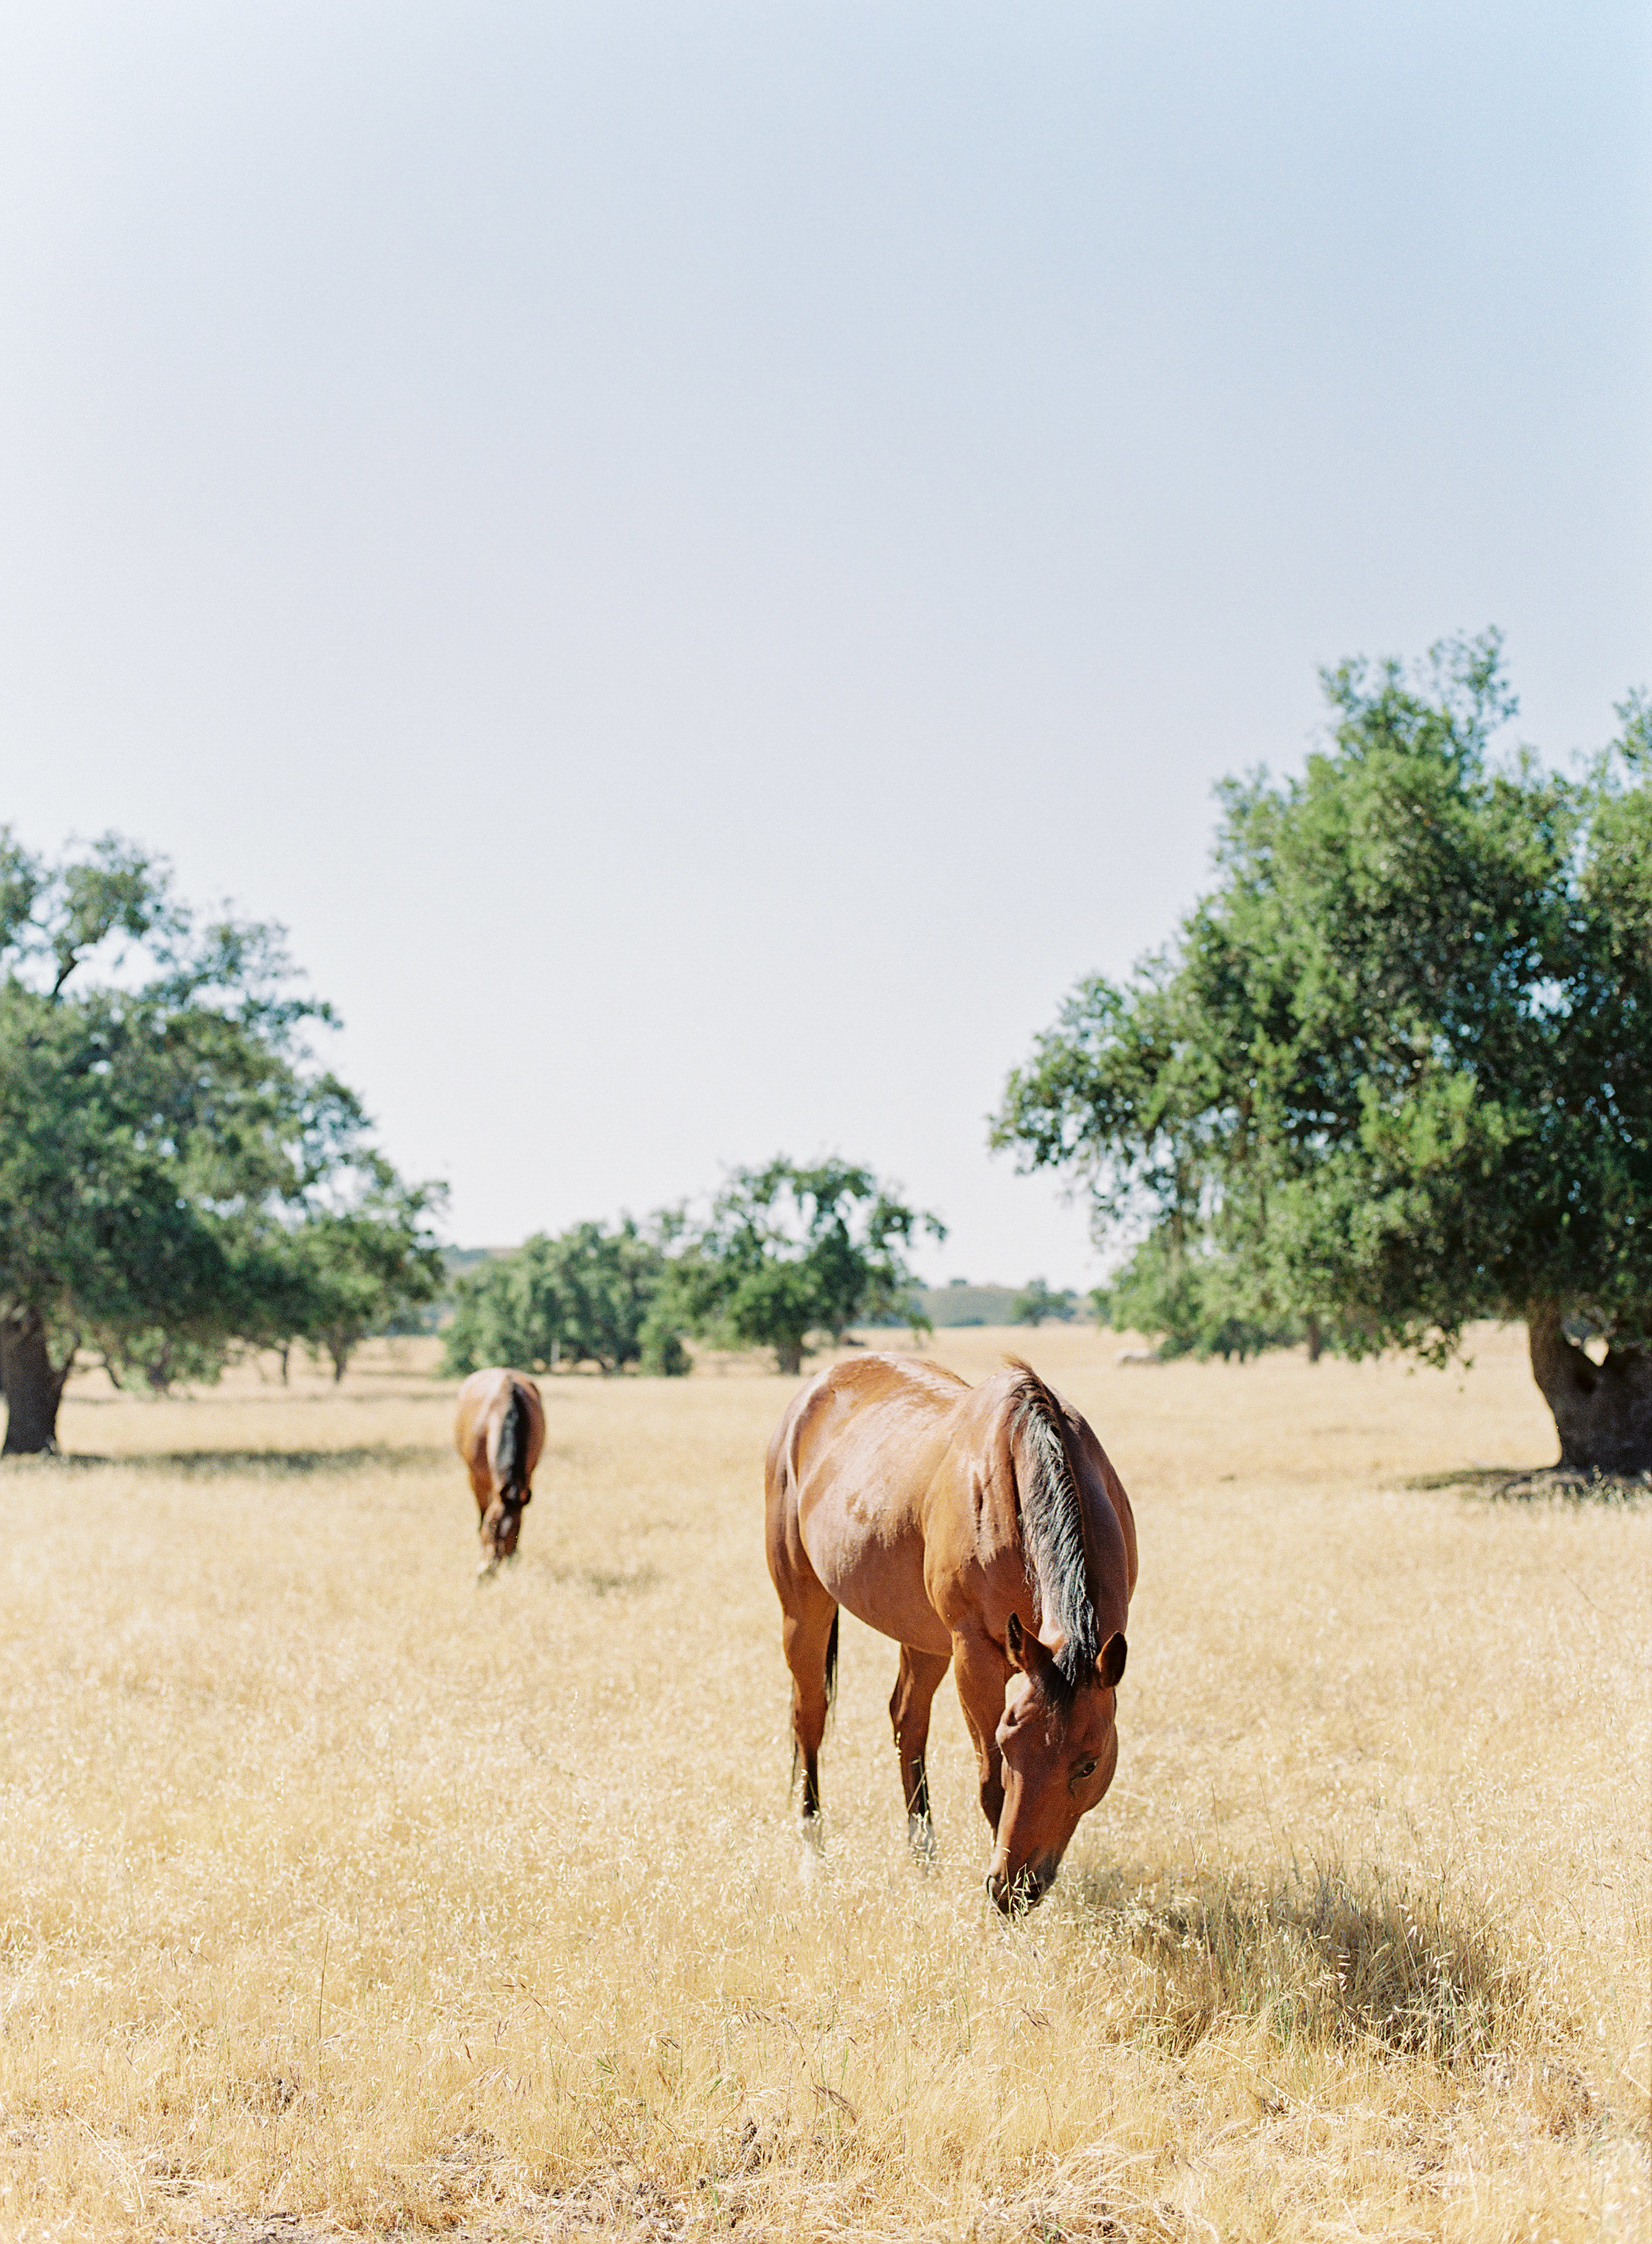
[
  {"left": 1098, "top": 1632, "right": 1127, "bottom": 1688},
  {"left": 1005, "top": 1612, "right": 1054, "bottom": 1681}
]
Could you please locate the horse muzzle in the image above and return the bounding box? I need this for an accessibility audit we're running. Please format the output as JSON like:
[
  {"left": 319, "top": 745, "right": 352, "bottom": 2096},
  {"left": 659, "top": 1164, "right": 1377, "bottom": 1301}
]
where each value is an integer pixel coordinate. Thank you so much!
[{"left": 986, "top": 1857, "right": 1054, "bottom": 1915}]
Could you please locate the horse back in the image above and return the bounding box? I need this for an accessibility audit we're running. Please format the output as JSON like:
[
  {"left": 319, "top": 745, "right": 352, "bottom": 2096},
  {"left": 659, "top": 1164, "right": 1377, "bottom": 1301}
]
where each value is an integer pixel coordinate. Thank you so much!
[
  {"left": 454, "top": 1367, "right": 545, "bottom": 1495},
  {"left": 766, "top": 1355, "right": 969, "bottom": 1654}
]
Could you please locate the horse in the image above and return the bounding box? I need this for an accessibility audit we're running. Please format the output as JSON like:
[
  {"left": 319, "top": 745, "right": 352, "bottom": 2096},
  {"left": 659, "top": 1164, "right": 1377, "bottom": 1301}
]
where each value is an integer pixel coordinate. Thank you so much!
[
  {"left": 765, "top": 1353, "right": 1137, "bottom": 1913},
  {"left": 454, "top": 1367, "right": 547, "bottom": 1577}
]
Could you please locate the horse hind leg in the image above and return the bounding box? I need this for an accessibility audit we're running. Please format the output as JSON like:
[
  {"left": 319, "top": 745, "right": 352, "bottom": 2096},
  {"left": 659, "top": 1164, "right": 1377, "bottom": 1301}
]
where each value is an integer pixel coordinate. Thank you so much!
[
  {"left": 782, "top": 1598, "right": 839, "bottom": 1841},
  {"left": 472, "top": 1463, "right": 504, "bottom": 1580},
  {"left": 889, "top": 1644, "right": 950, "bottom": 1863}
]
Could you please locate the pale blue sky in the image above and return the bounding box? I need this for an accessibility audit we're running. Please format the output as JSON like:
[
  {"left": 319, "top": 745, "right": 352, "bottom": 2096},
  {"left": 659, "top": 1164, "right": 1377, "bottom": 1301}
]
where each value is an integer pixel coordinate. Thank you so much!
[{"left": 2, "top": 2, "right": 1647, "bottom": 1285}]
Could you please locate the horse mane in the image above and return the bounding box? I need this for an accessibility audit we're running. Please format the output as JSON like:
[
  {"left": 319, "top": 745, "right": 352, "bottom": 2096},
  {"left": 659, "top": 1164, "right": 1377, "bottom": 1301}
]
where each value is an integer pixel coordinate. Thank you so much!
[{"left": 1007, "top": 1359, "right": 1100, "bottom": 1704}]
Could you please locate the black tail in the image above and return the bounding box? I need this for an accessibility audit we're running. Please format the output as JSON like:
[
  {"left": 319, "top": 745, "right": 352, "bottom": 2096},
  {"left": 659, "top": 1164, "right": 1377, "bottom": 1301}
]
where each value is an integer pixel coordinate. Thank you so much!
[{"left": 495, "top": 1382, "right": 531, "bottom": 1496}]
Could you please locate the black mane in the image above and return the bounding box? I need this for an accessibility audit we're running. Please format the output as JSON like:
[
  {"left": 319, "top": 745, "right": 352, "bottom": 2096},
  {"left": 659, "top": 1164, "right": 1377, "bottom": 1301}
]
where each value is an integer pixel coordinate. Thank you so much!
[{"left": 1009, "top": 1362, "right": 1101, "bottom": 1701}]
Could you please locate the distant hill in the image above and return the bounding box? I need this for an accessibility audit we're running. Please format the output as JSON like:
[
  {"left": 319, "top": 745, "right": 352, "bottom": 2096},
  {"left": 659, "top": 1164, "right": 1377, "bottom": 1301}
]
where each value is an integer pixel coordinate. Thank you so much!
[
  {"left": 918, "top": 1281, "right": 1019, "bottom": 1327},
  {"left": 433, "top": 1258, "right": 1073, "bottom": 1337},
  {"left": 442, "top": 1246, "right": 511, "bottom": 1279},
  {"left": 860, "top": 1280, "right": 1026, "bottom": 1329},
  {"left": 394, "top": 1245, "right": 514, "bottom": 1332}
]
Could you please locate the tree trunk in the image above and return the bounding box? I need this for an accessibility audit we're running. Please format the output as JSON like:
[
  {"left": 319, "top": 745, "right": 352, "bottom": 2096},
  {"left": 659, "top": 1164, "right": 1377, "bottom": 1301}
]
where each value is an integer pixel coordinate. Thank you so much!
[
  {"left": 1305, "top": 1315, "right": 1324, "bottom": 1364},
  {"left": 775, "top": 1340, "right": 804, "bottom": 1377},
  {"left": 1, "top": 1310, "right": 71, "bottom": 1454},
  {"left": 1527, "top": 1304, "right": 1652, "bottom": 1477}
]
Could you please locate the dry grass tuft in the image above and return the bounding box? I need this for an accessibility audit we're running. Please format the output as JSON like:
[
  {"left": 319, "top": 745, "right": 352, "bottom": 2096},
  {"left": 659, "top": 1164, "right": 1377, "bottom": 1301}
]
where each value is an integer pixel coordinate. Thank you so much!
[
  {"left": 0, "top": 1326, "right": 1646, "bottom": 2241},
  {"left": 1070, "top": 1856, "right": 1535, "bottom": 2065}
]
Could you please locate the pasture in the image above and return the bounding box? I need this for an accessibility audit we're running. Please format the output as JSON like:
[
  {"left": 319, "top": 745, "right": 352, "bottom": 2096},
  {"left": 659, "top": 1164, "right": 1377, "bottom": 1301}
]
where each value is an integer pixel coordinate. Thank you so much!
[{"left": 1, "top": 1326, "right": 1646, "bottom": 2242}]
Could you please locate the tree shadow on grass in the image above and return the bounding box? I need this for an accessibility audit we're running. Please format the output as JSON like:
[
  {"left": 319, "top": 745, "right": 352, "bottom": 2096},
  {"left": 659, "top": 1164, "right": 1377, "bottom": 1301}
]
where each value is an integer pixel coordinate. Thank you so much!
[
  {"left": 1062, "top": 1856, "right": 1543, "bottom": 2069},
  {"left": 63, "top": 1385, "right": 452, "bottom": 1406},
  {"left": 1405, "top": 1465, "right": 1649, "bottom": 1504},
  {"left": 8, "top": 1445, "right": 452, "bottom": 1478}
]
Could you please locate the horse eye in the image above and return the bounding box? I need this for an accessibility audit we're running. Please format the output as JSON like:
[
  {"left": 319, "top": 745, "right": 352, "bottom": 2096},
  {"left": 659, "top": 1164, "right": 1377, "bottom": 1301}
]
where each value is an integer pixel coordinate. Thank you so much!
[{"left": 1075, "top": 1758, "right": 1098, "bottom": 1781}]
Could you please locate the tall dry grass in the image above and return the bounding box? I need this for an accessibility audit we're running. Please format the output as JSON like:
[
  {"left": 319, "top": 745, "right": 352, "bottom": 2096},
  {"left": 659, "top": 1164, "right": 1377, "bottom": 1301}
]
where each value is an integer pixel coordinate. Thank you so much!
[{"left": 0, "top": 1325, "right": 1645, "bottom": 2241}]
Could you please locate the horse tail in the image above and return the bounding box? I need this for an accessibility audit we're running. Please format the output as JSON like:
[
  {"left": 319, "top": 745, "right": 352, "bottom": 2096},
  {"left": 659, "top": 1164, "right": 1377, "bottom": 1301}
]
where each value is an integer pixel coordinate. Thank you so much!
[{"left": 494, "top": 1380, "right": 531, "bottom": 1497}]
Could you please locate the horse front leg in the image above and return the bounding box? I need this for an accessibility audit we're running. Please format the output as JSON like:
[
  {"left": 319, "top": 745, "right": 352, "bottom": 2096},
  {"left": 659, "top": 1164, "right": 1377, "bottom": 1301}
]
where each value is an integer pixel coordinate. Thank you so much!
[
  {"left": 952, "top": 1628, "right": 1011, "bottom": 1843},
  {"left": 782, "top": 1599, "right": 839, "bottom": 1840},
  {"left": 889, "top": 1644, "right": 950, "bottom": 1861}
]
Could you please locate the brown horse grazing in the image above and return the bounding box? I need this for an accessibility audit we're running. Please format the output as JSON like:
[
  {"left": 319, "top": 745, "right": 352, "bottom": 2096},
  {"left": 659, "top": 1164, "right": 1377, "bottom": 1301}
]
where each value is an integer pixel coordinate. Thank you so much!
[
  {"left": 454, "top": 1368, "right": 547, "bottom": 1577},
  {"left": 766, "top": 1353, "right": 1137, "bottom": 1913}
]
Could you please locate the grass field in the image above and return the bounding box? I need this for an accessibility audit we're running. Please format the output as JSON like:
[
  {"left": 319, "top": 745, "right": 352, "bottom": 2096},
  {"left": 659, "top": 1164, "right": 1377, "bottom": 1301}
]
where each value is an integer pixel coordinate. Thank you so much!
[{"left": 1, "top": 1326, "right": 1646, "bottom": 2242}]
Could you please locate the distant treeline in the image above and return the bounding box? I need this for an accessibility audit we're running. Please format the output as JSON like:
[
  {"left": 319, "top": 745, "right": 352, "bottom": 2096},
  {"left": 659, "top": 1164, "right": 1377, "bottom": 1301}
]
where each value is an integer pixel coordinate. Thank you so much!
[
  {"left": 870, "top": 1280, "right": 1080, "bottom": 1330},
  {"left": 441, "top": 1161, "right": 946, "bottom": 1380},
  {"left": 435, "top": 1269, "right": 1085, "bottom": 1348}
]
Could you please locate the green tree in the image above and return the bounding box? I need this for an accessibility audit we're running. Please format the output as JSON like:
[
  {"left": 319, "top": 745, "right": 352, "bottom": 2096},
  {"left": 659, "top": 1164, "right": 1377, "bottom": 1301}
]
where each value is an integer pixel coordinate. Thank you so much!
[
  {"left": 994, "top": 637, "right": 1652, "bottom": 1473},
  {"left": 0, "top": 832, "right": 445, "bottom": 1451},
  {"left": 1010, "top": 1276, "right": 1079, "bottom": 1327},
  {"left": 280, "top": 1168, "right": 447, "bottom": 1382},
  {"left": 441, "top": 1216, "right": 686, "bottom": 1377},
  {"left": 1092, "top": 1235, "right": 1302, "bottom": 1361},
  {"left": 670, "top": 1158, "right": 945, "bottom": 1376}
]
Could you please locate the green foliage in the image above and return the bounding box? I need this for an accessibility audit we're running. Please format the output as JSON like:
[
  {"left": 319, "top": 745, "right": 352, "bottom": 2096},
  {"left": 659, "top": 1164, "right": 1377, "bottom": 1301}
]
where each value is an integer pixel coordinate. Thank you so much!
[
  {"left": 637, "top": 1305, "right": 691, "bottom": 1378},
  {"left": 994, "top": 637, "right": 1652, "bottom": 1377},
  {"left": 442, "top": 1217, "right": 684, "bottom": 1377},
  {"left": 279, "top": 1171, "right": 447, "bottom": 1381},
  {"left": 668, "top": 1158, "right": 945, "bottom": 1375},
  {"left": 1010, "top": 1276, "right": 1079, "bottom": 1327},
  {"left": 1093, "top": 1234, "right": 1302, "bottom": 1361},
  {"left": 0, "top": 831, "right": 445, "bottom": 1445}
]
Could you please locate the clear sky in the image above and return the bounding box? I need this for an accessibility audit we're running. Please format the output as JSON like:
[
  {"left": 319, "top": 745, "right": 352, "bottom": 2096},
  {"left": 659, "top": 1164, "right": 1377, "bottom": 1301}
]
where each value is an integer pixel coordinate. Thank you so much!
[{"left": 2, "top": 2, "right": 1647, "bottom": 1287}]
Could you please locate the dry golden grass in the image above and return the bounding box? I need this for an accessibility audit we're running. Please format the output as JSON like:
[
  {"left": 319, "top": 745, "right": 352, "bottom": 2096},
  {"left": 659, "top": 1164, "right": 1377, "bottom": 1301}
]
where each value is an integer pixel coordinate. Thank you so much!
[{"left": 1, "top": 1326, "right": 1646, "bottom": 2242}]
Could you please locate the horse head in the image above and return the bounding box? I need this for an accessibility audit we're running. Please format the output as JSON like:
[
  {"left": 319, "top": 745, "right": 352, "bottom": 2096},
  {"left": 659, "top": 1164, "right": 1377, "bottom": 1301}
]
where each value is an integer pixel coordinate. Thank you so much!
[
  {"left": 477, "top": 1487, "right": 530, "bottom": 1576},
  {"left": 986, "top": 1612, "right": 1127, "bottom": 1913}
]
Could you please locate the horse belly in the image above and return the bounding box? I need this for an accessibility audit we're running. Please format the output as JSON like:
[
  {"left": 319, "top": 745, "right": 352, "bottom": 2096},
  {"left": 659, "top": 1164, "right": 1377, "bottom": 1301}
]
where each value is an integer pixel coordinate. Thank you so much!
[{"left": 798, "top": 1485, "right": 951, "bottom": 1656}]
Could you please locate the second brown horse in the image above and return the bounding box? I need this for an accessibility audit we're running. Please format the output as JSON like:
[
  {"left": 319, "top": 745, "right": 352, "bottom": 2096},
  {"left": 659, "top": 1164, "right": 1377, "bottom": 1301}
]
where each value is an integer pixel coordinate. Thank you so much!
[
  {"left": 766, "top": 1353, "right": 1137, "bottom": 1911},
  {"left": 455, "top": 1366, "right": 547, "bottom": 1576}
]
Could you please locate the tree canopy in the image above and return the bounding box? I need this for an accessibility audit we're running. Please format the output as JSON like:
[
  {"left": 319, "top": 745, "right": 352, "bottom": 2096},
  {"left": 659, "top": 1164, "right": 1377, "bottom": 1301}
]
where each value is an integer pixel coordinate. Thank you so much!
[
  {"left": 668, "top": 1159, "right": 945, "bottom": 1375},
  {"left": 993, "top": 636, "right": 1652, "bottom": 1471},
  {"left": 0, "top": 832, "right": 445, "bottom": 1450},
  {"left": 1089, "top": 1234, "right": 1304, "bottom": 1362},
  {"left": 442, "top": 1218, "right": 687, "bottom": 1379},
  {"left": 1010, "top": 1277, "right": 1078, "bottom": 1327},
  {"left": 276, "top": 1171, "right": 447, "bottom": 1383}
]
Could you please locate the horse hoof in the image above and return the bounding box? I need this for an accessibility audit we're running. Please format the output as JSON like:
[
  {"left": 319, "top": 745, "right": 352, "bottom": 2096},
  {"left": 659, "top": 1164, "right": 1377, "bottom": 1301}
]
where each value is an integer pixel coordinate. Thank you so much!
[{"left": 907, "top": 1815, "right": 937, "bottom": 1867}]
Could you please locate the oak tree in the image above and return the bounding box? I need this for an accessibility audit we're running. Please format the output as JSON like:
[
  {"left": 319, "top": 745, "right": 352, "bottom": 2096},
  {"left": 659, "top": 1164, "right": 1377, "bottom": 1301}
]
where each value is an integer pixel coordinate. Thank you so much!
[
  {"left": 668, "top": 1158, "right": 944, "bottom": 1376},
  {"left": 441, "top": 1217, "right": 686, "bottom": 1377},
  {"left": 994, "top": 638, "right": 1651, "bottom": 1473},
  {"left": 0, "top": 832, "right": 444, "bottom": 1450}
]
